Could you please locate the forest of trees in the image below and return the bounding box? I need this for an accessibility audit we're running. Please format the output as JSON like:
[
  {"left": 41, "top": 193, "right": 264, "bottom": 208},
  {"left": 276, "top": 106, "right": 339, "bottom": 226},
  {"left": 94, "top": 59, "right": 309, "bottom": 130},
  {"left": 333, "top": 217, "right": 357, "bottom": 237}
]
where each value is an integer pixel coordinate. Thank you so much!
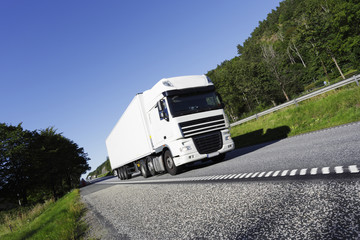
[
  {"left": 0, "top": 123, "right": 90, "bottom": 207},
  {"left": 207, "top": 0, "right": 360, "bottom": 122}
]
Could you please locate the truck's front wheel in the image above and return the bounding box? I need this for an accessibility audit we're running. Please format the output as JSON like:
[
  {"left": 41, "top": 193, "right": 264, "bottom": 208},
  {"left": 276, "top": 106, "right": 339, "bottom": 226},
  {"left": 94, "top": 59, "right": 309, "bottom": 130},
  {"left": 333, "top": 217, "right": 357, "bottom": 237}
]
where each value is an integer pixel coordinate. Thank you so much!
[{"left": 164, "top": 150, "right": 180, "bottom": 175}]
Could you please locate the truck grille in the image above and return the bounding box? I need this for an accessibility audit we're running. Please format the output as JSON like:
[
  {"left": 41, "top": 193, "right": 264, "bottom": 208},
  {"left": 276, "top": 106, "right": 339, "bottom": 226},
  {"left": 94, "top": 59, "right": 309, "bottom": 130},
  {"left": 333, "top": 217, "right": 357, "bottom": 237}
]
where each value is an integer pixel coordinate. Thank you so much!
[
  {"left": 193, "top": 131, "right": 223, "bottom": 154},
  {"left": 179, "top": 115, "right": 226, "bottom": 138}
]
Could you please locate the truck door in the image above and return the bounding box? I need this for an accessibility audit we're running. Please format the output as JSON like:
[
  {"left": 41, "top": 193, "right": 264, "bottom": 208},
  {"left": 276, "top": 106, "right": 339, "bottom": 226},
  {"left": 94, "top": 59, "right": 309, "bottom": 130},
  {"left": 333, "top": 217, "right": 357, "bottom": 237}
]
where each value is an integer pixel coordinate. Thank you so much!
[{"left": 148, "top": 98, "right": 173, "bottom": 148}]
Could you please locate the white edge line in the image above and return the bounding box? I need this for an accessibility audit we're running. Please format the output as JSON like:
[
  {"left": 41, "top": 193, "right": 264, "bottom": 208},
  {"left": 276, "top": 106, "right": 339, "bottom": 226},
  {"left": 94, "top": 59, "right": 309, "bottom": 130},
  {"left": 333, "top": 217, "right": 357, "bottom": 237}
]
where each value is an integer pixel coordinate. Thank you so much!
[{"left": 281, "top": 170, "right": 289, "bottom": 176}]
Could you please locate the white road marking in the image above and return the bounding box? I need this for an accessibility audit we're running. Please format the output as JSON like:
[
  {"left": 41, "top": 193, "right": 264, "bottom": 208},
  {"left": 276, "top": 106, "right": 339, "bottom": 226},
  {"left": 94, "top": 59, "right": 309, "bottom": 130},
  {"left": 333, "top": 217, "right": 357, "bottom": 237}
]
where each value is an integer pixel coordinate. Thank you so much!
[
  {"left": 105, "top": 164, "right": 360, "bottom": 185},
  {"left": 300, "top": 169, "right": 307, "bottom": 175},
  {"left": 334, "top": 166, "right": 344, "bottom": 174},
  {"left": 251, "top": 172, "right": 259, "bottom": 178},
  {"left": 322, "top": 167, "right": 330, "bottom": 174},
  {"left": 310, "top": 168, "right": 318, "bottom": 175},
  {"left": 281, "top": 170, "right": 289, "bottom": 176},
  {"left": 272, "top": 170, "right": 281, "bottom": 177},
  {"left": 239, "top": 173, "right": 247, "bottom": 179},
  {"left": 290, "top": 169, "right": 298, "bottom": 176},
  {"left": 245, "top": 173, "right": 253, "bottom": 178},
  {"left": 228, "top": 174, "right": 238, "bottom": 179},
  {"left": 349, "top": 165, "right": 359, "bottom": 173},
  {"left": 233, "top": 173, "right": 243, "bottom": 179}
]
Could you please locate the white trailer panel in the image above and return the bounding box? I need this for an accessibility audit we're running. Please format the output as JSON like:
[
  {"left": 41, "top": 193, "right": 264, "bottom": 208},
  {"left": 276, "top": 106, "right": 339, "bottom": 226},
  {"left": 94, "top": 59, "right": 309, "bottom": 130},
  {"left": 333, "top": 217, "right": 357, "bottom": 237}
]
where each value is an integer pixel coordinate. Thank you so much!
[{"left": 106, "top": 94, "right": 153, "bottom": 170}]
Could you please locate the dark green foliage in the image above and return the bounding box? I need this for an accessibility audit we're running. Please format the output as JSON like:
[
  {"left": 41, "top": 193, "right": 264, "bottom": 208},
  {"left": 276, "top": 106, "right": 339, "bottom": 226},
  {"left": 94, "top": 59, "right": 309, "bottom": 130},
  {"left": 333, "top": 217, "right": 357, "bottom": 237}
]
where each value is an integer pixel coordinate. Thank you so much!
[
  {"left": 0, "top": 124, "right": 90, "bottom": 207},
  {"left": 207, "top": 0, "right": 360, "bottom": 121}
]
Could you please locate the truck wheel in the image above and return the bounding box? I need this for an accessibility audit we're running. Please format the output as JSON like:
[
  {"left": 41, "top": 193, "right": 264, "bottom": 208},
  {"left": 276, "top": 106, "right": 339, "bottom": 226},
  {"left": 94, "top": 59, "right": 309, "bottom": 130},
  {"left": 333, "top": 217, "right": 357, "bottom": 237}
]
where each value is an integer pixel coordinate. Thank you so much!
[
  {"left": 122, "top": 167, "right": 129, "bottom": 180},
  {"left": 164, "top": 150, "right": 179, "bottom": 175},
  {"left": 140, "top": 161, "right": 150, "bottom": 178},
  {"left": 123, "top": 166, "right": 132, "bottom": 180},
  {"left": 146, "top": 156, "right": 156, "bottom": 176},
  {"left": 116, "top": 169, "right": 122, "bottom": 180},
  {"left": 119, "top": 168, "right": 125, "bottom": 180}
]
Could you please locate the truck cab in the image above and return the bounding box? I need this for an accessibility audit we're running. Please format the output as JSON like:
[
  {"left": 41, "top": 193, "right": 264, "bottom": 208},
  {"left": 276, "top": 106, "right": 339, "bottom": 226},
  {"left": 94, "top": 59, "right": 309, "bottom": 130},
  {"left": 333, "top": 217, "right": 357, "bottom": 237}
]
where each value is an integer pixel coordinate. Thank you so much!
[{"left": 143, "top": 75, "right": 234, "bottom": 175}]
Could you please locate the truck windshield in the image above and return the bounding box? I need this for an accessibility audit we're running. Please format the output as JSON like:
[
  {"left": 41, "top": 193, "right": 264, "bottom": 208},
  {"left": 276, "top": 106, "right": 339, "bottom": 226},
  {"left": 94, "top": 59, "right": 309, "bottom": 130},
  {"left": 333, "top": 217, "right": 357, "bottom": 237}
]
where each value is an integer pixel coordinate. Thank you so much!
[{"left": 167, "top": 91, "right": 223, "bottom": 117}]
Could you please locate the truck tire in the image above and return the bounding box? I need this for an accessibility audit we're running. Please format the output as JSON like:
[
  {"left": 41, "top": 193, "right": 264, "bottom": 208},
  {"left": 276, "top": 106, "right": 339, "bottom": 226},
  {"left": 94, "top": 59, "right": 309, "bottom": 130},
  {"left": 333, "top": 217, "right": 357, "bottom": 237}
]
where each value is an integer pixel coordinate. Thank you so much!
[
  {"left": 146, "top": 156, "right": 156, "bottom": 176},
  {"left": 119, "top": 168, "right": 125, "bottom": 180},
  {"left": 122, "top": 167, "right": 129, "bottom": 180},
  {"left": 123, "top": 166, "right": 132, "bottom": 180},
  {"left": 140, "top": 161, "right": 150, "bottom": 178},
  {"left": 164, "top": 150, "right": 180, "bottom": 175},
  {"left": 116, "top": 169, "right": 122, "bottom": 180}
]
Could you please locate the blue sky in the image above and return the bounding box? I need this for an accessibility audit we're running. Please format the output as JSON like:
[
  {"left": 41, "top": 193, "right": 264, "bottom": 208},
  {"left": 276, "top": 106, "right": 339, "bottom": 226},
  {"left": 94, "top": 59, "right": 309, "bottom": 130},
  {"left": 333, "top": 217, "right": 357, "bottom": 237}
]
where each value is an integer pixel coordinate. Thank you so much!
[{"left": 1, "top": 0, "right": 281, "bottom": 177}]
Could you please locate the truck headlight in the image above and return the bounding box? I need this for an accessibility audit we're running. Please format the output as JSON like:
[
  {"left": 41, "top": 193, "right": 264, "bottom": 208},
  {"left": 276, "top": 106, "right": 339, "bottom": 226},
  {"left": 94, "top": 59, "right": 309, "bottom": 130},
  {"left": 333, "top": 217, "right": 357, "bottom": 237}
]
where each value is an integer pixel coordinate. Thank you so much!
[
  {"left": 180, "top": 146, "right": 192, "bottom": 152},
  {"left": 225, "top": 135, "right": 231, "bottom": 141}
]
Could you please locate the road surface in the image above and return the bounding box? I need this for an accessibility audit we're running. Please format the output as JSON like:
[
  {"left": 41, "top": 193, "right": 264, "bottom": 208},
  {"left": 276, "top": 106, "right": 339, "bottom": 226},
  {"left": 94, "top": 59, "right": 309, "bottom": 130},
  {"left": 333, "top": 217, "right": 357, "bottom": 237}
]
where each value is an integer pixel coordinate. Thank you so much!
[{"left": 81, "top": 122, "right": 360, "bottom": 239}]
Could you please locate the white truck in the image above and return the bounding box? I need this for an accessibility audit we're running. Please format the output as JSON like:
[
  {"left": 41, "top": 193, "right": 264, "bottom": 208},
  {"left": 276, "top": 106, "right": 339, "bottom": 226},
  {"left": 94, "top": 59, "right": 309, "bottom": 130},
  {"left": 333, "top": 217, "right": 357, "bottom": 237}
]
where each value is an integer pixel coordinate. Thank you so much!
[{"left": 106, "top": 75, "right": 234, "bottom": 180}]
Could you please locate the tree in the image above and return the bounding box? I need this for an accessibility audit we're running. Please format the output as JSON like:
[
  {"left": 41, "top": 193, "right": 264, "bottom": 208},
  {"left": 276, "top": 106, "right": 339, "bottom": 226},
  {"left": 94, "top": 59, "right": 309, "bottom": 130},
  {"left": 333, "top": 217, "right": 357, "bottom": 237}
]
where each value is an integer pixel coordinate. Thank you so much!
[
  {"left": 0, "top": 123, "right": 90, "bottom": 205},
  {"left": 206, "top": 0, "right": 359, "bottom": 122},
  {"left": 0, "top": 123, "right": 34, "bottom": 205},
  {"left": 32, "top": 127, "right": 90, "bottom": 199}
]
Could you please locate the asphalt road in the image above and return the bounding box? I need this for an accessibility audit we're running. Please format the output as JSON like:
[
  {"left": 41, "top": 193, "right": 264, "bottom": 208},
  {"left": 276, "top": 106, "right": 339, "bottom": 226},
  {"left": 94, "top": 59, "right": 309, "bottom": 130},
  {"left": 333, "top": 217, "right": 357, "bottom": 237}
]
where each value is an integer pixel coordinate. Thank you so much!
[{"left": 81, "top": 122, "right": 360, "bottom": 239}]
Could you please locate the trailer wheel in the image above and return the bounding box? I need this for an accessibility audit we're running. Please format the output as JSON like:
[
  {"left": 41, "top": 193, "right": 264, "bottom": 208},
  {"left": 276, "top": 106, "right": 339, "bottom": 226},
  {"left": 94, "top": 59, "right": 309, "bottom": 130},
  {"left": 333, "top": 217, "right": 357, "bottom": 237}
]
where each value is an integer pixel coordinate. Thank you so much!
[
  {"left": 122, "top": 167, "right": 129, "bottom": 180},
  {"left": 140, "top": 161, "right": 150, "bottom": 178},
  {"left": 119, "top": 168, "right": 125, "bottom": 180},
  {"left": 164, "top": 150, "right": 179, "bottom": 175},
  {"left": 123, "top": 166, "right": 132, "bottom": 180},
  {"left": 146, "top": 156, "right": 156, "bottom": 176},
  {"left": 116, "top": 169, "right": 122, "bottom": 180}
]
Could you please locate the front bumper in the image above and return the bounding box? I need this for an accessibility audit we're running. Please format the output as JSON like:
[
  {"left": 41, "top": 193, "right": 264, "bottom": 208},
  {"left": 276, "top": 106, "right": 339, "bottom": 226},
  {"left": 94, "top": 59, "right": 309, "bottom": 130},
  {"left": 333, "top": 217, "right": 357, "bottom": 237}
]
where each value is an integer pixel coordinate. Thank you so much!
[{"left": 172, "top": 129, "right": 235, "bottom": 166}]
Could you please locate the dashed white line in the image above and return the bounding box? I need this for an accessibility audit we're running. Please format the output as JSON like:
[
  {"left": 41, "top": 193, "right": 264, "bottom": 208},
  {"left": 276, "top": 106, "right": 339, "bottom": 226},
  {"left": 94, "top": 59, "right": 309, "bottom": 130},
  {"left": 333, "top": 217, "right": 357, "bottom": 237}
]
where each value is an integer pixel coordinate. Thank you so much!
[
  {"left": 310, "top": 168, "right": 318, "bottom": 175},
  {"left": 272, "top": 170, "right": 281, "bottom": 177},
  {"left": 239, "top": 173, "right": 247, "bottom": 179},
  {"left": 233, "top": 173, "right": 243, "bottom": 179},
  {"left": 251, "top": 172, "right": 259, "bottom": 178},
  {"left": 334, "top": 166, "right": 344, "bottom": 174},
  {"left": 281, "top": 170, "right": 289, "bottom": 176},
  {"left": 245, "top": 173, "right": 253, "bottom": 178},
  {"left": 300, "top": 168, "right": 307, "bottom": 176},
  {"left": 228, "top": 174, "right": 237, "bottom": 179},
  {"left": 322, "top": 167, "right": 330, "bottom": 175},
  {"left": 349, "top": 165, "right": 360, "bottom": 173},
  {"left": 290, "top": 169, "right": 298, "bottom": 176},
  {"left": 106, "top": 164, "right": 360, "bottom": 185}
]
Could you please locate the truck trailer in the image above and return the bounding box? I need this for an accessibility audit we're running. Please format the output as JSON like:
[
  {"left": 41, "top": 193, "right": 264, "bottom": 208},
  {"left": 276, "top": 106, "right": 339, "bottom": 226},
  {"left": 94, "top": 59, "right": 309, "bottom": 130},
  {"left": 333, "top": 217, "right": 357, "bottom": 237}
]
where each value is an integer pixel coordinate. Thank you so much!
[{"left": 106, "top": 75, "right": 234, "bottom": 179}]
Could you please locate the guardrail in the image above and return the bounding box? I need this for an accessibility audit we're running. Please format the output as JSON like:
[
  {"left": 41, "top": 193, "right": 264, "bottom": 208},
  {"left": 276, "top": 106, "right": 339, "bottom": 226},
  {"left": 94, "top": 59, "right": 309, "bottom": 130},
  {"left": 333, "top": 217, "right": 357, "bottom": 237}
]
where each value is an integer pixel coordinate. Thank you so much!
[{"left": 230, "top": 74, "right": 360, "bottom": 127}]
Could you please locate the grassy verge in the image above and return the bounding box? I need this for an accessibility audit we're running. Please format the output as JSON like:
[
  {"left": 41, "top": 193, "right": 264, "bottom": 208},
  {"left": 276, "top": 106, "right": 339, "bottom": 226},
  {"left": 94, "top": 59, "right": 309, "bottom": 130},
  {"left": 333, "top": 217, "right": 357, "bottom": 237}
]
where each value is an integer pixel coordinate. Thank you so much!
[
  {"left": 0, "top": 189, "right": 86, "bottom": 240},
  {"left": 231, "top": 84, "right": 360, "bottom": 148}
]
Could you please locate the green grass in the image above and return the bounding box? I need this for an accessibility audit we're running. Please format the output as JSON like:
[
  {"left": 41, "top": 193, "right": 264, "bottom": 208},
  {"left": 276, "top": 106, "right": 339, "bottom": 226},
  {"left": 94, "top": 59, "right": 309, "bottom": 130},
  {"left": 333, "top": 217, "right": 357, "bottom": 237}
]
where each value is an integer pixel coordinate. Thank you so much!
[
  {"left": 231, "top": 83, "right": 360, "bottom": 148},
  {"left": 0, "top": 189, "right": 86, "bottom": 240}
]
